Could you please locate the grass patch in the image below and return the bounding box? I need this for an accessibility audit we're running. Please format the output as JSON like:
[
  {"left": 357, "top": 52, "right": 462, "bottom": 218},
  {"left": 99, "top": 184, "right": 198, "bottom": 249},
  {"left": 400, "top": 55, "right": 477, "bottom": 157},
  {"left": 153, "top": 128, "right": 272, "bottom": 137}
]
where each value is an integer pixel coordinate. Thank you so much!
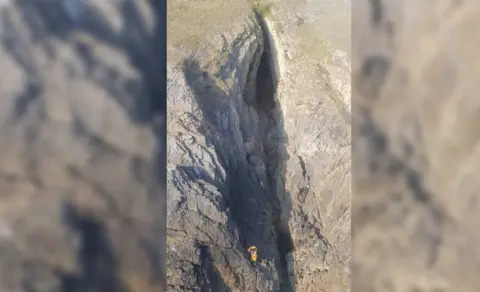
[{"left": 249, "top": 0, "right": 273, "bottom": 17}]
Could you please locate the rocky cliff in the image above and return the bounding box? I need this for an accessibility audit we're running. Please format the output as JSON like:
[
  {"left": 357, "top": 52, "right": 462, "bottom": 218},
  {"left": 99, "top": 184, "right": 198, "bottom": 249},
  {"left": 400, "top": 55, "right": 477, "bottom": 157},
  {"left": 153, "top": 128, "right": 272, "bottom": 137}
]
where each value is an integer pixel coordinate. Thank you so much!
[
  {"left": 167, "top": 0, "right": 351, "bottom": 291},
  {"left": 0, "top": 0, "right": 351, "bottom": 291}
]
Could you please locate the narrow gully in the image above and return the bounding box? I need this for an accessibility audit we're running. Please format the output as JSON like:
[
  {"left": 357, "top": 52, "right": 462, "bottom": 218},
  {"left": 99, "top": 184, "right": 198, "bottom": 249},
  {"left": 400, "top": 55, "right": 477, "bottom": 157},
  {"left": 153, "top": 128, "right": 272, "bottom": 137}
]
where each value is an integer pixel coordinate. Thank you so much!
[{"left": 253, "top": 12, "right": 296, "bottom": 291}]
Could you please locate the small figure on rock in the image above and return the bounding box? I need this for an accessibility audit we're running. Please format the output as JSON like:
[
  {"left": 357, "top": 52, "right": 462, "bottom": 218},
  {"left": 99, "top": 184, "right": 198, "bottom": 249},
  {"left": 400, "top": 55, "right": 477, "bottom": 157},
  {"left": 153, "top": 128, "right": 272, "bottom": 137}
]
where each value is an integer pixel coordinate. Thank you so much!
[{"left": 248, "top": 246, "right": 258, "bottom": 266}]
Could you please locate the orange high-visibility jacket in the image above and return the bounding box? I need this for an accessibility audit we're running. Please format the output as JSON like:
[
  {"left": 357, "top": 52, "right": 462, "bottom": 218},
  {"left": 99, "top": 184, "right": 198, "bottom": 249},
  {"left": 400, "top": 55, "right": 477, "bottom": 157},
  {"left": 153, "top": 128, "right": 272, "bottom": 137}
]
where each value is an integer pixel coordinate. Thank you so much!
[{"left": 248, "top": 246, "right": 257, "bottom": 261}]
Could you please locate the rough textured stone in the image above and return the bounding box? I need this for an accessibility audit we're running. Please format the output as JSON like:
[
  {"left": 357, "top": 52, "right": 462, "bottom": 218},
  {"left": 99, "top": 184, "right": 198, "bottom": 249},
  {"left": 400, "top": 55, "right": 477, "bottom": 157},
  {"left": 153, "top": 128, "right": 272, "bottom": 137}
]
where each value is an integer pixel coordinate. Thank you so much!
[
  {"left": 0, "top": 0, "right": 351, "bottom": 291},
  {"left": 167, "top": 0, "right": 351, "bottom": 291}
]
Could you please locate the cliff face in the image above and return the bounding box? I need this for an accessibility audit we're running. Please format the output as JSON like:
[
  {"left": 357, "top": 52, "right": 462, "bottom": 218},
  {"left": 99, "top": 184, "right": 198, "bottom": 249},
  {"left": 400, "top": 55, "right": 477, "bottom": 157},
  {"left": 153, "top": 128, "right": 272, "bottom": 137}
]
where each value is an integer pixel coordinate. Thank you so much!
[
  {"left": 0, "top": 0, "right": 351, "bottom": 291},
  {"left": 167, "top": 0, "right": 351, "bottom": 291}
]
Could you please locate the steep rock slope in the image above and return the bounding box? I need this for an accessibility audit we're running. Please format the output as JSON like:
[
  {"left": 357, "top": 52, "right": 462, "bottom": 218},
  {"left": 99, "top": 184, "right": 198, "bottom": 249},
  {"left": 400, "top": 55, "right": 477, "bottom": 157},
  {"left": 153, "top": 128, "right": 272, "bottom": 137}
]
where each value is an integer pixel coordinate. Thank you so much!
[
  {"left": 167, "top": 0, "right": 351, "bottom": 291},
  {"left": 0, "top": 0, "right": 165, "bottom": 291}
]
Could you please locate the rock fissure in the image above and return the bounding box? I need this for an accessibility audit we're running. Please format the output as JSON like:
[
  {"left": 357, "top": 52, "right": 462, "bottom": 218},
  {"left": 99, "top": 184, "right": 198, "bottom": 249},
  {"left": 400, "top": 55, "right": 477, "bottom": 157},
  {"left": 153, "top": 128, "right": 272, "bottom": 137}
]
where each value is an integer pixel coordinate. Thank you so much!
[
  {"left": 251, "top": 12, "right": 295, "bottom": 291},
  {"left": 0, "top": 0, "right": 353, "bottom": 291},
  {"left": 168, "top": 1, "right": 351, "bottom": 290}
]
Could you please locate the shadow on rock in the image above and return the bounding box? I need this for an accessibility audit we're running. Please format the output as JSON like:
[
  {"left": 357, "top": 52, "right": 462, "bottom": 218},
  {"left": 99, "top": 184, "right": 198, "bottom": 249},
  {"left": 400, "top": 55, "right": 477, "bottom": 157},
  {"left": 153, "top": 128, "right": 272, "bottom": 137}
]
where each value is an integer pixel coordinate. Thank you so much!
[
  {"left": 1, "top": 0, "right": 166, "bottom": 125},
  {"left": 195, "top": 241, "right": 232, "bottom": 292},
  {"left": 181, "top": 34, "right": 295, "bottom": 289},
  {"left": 57, "top": 201, "right": 126, "bottom": 292},
  {"left": 0, "top": 0, "right": 167, "bottom": 290}
]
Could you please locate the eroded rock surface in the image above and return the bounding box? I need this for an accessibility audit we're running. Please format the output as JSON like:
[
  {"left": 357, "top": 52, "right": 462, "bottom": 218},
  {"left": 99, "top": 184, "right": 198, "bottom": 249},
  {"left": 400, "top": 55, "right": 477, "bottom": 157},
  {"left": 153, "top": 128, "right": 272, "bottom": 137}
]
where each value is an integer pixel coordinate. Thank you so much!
[
  {"left": 0, "top": 0, "right": 165, "bottom": 291},
  {"left": 167, "top": 0, "right": 351, "bottom": 291}
]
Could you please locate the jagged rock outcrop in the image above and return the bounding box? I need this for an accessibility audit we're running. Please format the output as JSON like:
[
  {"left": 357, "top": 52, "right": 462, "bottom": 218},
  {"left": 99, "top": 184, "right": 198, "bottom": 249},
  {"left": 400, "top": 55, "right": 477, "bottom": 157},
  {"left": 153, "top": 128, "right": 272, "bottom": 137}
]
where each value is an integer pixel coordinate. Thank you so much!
[
  {"left": 0, "top": 0, "right": 351, "bottom": 290},
  {"left": 0, "top": 0, "right": 165, "bottom": 291},
  {"left": 353, "top": 0, "right": 480, "bottom": 291},
  {"left": 167, "top": 0, "right": 351, "bottom": 291}
]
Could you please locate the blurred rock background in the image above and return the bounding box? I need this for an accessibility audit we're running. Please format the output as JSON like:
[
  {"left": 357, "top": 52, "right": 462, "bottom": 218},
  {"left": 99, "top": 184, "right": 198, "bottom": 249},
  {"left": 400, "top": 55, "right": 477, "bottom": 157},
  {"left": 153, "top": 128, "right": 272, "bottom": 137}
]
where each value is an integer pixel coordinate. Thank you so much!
[
  {"left": 353, "top": 0, "right": 480, "bottom": 291},
  {"left": 0, "top": 0, "right": 166, "bottom": 291}
]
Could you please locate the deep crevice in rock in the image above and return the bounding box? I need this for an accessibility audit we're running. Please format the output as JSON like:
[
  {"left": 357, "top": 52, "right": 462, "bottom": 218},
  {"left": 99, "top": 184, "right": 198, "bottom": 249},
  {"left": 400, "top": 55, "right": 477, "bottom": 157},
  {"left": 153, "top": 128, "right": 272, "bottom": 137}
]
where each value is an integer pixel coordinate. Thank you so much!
[
  {"left": 180, "top": 11, "right": 296, "bottom": 291},
  {"left": 253, "top": 12, "right": 295, "bottom": 291}
]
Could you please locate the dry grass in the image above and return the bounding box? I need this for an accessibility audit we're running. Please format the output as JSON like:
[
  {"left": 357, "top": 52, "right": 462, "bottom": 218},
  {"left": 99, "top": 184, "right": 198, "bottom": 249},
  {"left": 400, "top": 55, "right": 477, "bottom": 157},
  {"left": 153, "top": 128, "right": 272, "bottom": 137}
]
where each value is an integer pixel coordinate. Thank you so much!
[
  {"left": 125, "top": 274, "right": 161, "bottom": 292},
  {"left": 250, "top": 0, "right": 273, "bottom": 17},
  {"left": 168, "top": 0, "right": 252, "bottom": 64}
]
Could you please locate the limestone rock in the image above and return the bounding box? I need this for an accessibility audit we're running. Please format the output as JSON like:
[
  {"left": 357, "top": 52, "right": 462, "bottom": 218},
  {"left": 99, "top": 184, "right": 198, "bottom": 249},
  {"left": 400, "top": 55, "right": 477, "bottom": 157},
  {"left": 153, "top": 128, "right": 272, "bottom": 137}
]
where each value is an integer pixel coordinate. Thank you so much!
[
  {"left": 167, "top": 0, "right": 351, "bottom": 291},
  {"left": 0, "top": 0, "right": 352, "bottom": 291}
]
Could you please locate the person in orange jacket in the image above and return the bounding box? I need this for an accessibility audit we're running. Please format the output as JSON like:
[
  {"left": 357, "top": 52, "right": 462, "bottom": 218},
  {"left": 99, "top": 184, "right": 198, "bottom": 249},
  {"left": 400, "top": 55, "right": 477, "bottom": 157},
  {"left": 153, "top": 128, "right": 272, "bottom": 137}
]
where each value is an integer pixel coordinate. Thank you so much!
[{"left": 248, "top": 246, "right": 258, "bottom": 265}]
